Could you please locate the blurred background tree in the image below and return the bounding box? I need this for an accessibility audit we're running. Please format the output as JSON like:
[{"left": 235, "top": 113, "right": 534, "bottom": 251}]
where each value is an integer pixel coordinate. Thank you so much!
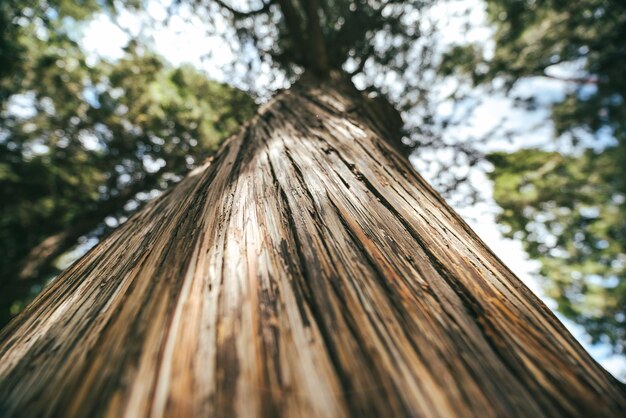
[
  {"left": 488, "top": 147, "right": 626, "bottom": 352},
  {"left": 440, "top": 0, "right": 626, "bottom": 352},
  {"left": 0, "top": 0, "right": 255, "bottom": 325}
]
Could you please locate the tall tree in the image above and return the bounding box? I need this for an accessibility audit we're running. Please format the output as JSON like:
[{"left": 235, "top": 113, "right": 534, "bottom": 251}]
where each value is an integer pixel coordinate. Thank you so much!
[{"left": 1, "top": 1, "right": 625, "bottom": 417}]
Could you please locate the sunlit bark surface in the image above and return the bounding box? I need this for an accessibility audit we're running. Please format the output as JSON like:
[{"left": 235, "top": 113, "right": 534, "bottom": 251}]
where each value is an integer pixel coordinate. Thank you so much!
[{"left": 0, "top": 76, "right": 624, "bottom": 418}]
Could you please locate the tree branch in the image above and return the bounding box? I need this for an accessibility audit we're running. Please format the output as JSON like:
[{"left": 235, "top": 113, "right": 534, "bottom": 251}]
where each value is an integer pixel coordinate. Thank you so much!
[
  {"left": 16, "top": 172, "right": 161, "bottom": 282},
  {"left": 275, "top": 0, "right": 306, "bottom": 54},
  {"left": 303, "top": 0, "right": 329, "bottom": 75},
  {"left": 540, "top": 73, "right": 599, "bottom": 84},
  {"left": 213, "top": 0, "right": 274, "bottom": 19}
]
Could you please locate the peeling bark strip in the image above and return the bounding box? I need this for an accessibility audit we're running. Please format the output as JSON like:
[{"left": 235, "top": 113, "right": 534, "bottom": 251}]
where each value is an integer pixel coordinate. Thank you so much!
[{"left": 1, "top": 76, "right": 625, "bottom": 418}]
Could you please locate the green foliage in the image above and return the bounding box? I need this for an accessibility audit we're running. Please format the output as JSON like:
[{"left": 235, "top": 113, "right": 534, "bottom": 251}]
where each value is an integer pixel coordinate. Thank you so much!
[
  {"left": 486, "top": 0, "right": 626, "bottom": 142},
  {"left": 488, "top": 147, "right": 626, "bottom": 351},
  {"left": 0, "top": 0, "right": 255, "bottom": 325},
  {"left": 0, "top": 0, "right": 107, "bottom": 102},
  {"left": 442, "top": 0, "right": 626, "bottom": 143},
  {"left": 439, "top": 44, "right": 487, "bottom": 85}
]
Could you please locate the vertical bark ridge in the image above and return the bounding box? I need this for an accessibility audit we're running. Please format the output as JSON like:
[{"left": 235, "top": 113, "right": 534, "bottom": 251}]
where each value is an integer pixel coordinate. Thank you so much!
[{"left": 0, "top": 76, "right": 624, "bottom": 418}]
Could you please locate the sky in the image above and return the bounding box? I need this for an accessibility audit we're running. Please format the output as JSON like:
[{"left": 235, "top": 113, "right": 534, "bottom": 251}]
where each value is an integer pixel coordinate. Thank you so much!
[{"left": 73, "top": 0, "right": 626, "bottom": 379}]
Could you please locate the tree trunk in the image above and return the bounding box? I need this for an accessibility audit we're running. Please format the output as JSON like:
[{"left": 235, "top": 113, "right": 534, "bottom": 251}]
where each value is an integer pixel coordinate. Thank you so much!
[{"left": 0, "top": 74, "right": 624, "bottom": 418}]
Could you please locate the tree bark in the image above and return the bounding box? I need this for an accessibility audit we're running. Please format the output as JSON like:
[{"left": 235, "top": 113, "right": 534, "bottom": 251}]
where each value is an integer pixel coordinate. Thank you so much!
[{"left": 0, "top": 74, "right": 624, "bottom": 418}]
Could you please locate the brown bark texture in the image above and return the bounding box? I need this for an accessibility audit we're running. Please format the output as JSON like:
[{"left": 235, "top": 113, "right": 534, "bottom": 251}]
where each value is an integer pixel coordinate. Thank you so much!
[{"left": 0, "top": 75, "right": 625, "bottom": 418}]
